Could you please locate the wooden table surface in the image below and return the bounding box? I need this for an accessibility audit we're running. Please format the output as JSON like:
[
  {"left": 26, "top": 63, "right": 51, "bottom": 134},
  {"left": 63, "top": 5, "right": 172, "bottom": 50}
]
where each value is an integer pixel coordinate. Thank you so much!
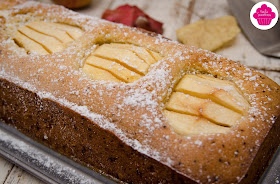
[{"left": 1, "top": 0, "right": 279, "bottom": 183}]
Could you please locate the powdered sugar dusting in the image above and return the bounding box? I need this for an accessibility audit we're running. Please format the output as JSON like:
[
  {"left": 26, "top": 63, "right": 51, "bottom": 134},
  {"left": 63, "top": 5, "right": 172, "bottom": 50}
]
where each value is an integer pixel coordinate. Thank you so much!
[
  {"left": 0, "top": 69, "right": 167, "bottom": 167},
  {"left": 0, "top": 1, "right": 280, "bottom": 183}
]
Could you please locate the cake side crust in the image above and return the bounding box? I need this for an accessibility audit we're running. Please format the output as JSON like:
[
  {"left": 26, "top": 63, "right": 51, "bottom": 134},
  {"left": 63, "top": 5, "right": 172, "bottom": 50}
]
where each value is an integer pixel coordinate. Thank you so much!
[{"left": 0, "top": 78, "right": 194, "bottom": 184}]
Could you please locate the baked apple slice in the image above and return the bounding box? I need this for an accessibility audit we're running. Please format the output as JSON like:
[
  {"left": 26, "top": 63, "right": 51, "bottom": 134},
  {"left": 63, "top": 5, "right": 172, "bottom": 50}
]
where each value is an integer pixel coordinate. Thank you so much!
[
  {"left": 14, "top": 31, "right": 49, "bottom": 55},
  {"left": 164, "top": 74, "right": 249, "bottom": 135},
  {"left": 149, "top": 50, "right": 162, "bottom": 62},
  {"left": 18, "top": 26, "right": 64, "bottom": 53},
  {"left": 82, "top": 64, "right": 121, "bottom": 82},
  {"left": 175, "top": 75, "right": 249, "bottom": 114},
  {"left": 164, "top": 110, "right": 230, "bottom": 135},
  {"left": 42, "top": 22, "right": 84, "bottom": 39},
  {"left": 86, "top": 55, "right": 141, "bottom": 83},
  {"left": 109, "top": 43, "right": 156, "bottom": 64},
  {"left": 26, "top": 22, "right": 74, "bottom": 44},
  {"left": 93, "top": 44, "right": 149, "bottom": 75},
  {"left": 82, "top": 43, "right": 162, "bottom": 83},
  {"left": 165, "top": 92, "right": 241, "bottom": 127},
  {"left": 14, "top": 21, "right": 83, "bottom": 54}
]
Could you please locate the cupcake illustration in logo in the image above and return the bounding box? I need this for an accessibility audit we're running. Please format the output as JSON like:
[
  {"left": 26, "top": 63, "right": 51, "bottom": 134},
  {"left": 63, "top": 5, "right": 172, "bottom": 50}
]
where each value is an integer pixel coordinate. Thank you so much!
[
  {"left": 250, "top": 1, "right": 279, "bottom": 30},
  {"left": 253, "top": 4, "right": 275, "bottom": 25}
]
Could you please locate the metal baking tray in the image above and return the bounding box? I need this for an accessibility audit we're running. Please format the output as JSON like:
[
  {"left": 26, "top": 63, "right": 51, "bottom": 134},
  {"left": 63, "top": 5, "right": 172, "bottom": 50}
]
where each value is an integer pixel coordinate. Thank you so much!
[
  {"left": 0, "top": 120, "right": 115, "bottom": 184},
  {"left": 0, "top": 120, "right": 279, "bottom": 184}
]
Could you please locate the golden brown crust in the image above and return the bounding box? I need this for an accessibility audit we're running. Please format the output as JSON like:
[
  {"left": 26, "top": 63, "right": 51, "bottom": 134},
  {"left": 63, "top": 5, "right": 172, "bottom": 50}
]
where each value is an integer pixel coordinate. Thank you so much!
[
  {"left": 0, "top": 1, "right": 280, "bottom": 183},
  {"left": 0, "top": 79, "right": 191, "bottom": 183}
]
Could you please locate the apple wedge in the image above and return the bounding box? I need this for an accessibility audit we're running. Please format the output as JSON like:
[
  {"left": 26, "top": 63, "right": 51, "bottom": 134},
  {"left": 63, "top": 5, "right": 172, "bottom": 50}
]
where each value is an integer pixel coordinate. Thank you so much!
[
  {"left": 148, "top": 50, "right": 162, "bottom": 61},
  {"left": 165, "top": 92, "right": 203, "bottom": 116},
  {"left": 197, "top": 74, "right": 250, "bottom": 112},
  {"left": 109, "top": 43, "right": 157, "bottom": 65},
  {"left": 26, "top": 22, "right": 74, "bottom": 44},
  {"left": 93, "top": 44, "right": 149, "bottom": 75},
  {"left": 164, "top": 74, "right": 250, "bottom": 135},
  {"left": 196, "top": 74, "right": 234, "bottom": 85},
  {"left": 42, "top": 22, "right": 84, "bottom": 40},
  {"left": 82, "top": 43, "right": 162, "bottom": 83},
  {"left": 85, "top": 55, "right": 142, "bottom": 83},
  {"left": 175, "top": 75, "right": 249, "bottom": 114},
  {"left": 200, "top": 100, "right": 241, "bottom": 127},
  {"left": 82, "top": 64, "right": 121, "bottom": 83},
  {"left": 164, "top": 110, "right": 230, "bottom": 136},
  {"left": 166, "top": 92, "right": 241, "bottom": 127},
  {"left": 14, "top": 21, "right": 84, "bottom": 54},
  {"left": 18, "top": 26, "right": 64, "bottom": 53},
  {"left": 14, "top": 31, "right": 49, "bottom": 54}
]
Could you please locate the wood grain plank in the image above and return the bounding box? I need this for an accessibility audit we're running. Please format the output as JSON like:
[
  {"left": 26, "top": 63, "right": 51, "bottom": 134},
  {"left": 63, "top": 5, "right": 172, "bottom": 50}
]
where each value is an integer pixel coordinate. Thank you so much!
[
  {"left": 4, "top": 166, "right": 45, "bottom": 184},
  {"left": 0, "top": 156, "right": 14, "bottom": 183}
]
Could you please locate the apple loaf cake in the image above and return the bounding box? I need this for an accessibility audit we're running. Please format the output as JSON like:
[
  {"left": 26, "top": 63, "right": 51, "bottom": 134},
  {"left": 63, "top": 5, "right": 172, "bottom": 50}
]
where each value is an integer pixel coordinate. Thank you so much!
[{"left": 0, "top": 1, "right": 280, "bottom": 183}]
